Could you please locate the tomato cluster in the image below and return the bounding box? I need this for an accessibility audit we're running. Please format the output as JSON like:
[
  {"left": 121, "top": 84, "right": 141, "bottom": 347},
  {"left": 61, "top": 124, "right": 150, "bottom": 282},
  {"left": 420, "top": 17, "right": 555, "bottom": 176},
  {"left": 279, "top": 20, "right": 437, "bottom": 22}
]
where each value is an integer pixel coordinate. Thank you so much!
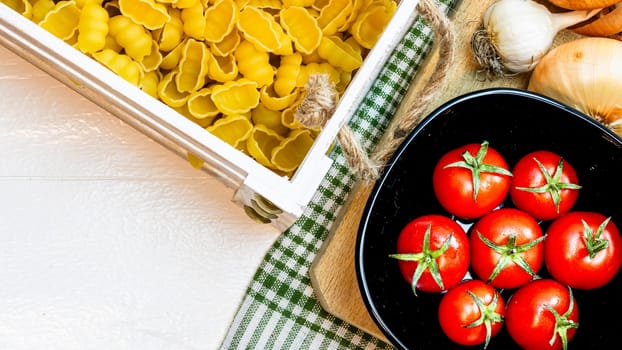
[{"left": 390, "top": 140, "right": 622, "bottom": 350}]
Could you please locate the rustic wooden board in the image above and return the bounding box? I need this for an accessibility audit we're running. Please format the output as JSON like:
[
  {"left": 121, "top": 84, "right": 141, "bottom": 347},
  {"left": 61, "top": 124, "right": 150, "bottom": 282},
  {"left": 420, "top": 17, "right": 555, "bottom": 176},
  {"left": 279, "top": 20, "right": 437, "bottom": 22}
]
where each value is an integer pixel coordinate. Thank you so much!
[{"left": 309, "top": 0, "right": 581, "bottom": 343}]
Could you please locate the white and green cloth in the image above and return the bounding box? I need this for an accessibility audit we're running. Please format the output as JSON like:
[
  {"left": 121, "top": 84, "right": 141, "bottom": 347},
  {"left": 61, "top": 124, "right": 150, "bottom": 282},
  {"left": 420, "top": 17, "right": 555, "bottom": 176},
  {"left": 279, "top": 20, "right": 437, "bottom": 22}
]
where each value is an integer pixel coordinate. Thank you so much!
[{"left": 220, "top": 1, "right": 457, "bottom": 348}]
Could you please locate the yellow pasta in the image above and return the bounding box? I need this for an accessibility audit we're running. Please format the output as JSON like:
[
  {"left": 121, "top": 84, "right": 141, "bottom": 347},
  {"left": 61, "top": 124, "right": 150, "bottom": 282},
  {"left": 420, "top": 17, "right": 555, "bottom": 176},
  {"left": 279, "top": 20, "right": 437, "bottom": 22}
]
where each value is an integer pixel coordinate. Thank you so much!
[
  {"left": 31, "top": 0, "right": 55, "bottom": 23},
  {"left": 108, "top": 14, "right": 152, "bottom": 61},
  {"left": 203, "top": 0, "right": 237, "bottom": 43},
  {"left": 207, "top": 114, "right": 253, "bottom": 149},
  {"left": 77, "top": 1, "right": 109, "bottom": 54},
  {"left": 180, "top": 1, "right": 205, "bottom": 40},
  {"left": 210, "top": 78, "right": 260, "bottom": 115},
  {"left": 207, "top": 54, "right": 238, "bottom": 83},
  {"left": 270, "top": 128, "right": 315, "bottom": 172},
  {"left": 118, "top": 0, "right": 170, "bottom": 30},
  {"left": 140, "top": 69, "right": 161, "bottom": 97},
  {"left": 175, "top": 38, "right": 210, "bottom": 92},
  {"left": 157, "top": 70, "right": 191, "bottom": 107},
  {"left": 279, "top": 6, "right": 321, "bottom": 55},
  {"left": 236, "top": 6, "right": 283, "bottom": 53},
  {"left": 209, "top": 27, "right": 241, "bottom": 57},
  {"left": 281, "top": 0, "right": 313, "bottom": 7},
  {"left": 92, "top": 48, "right": 143, "bottom": 86},
  {"left": 316, "top": 0, "right": 352, "bottom": 36},
  {"left": 2, "top": 0, "right": 33, "bottom": 19},
  {"left": 274, "top": 52, "right": 301, "bottom": 97},
  {"left": 260, "top": 85, "right": 299, "bottom": 112},
  {"left": 251, "top": 103, "right": 290, "bottom": 136},
  {"left": 317, "top": 35, "right": 362, "bottom": 72},
  {"left": 187, "top": 87, "right": 220, "bottom": 121},
  {"left": 140, "top": 40, "right": 163, "bottom": 71},
  {"left": 246, "top": 124, "right": 283, "bottom": 168},
  {"left": 9, "top": 0, "right": 398, "bottom": 177},
  {"left": 234, "top": 40, "right": 274, "bottom": 88},
  {"left": 39, "top": 0, "right": 81, "bottom": 41},
  {"left": 159, "top": 39, "right": 185, "bottom": 70},
  {"left": 171, "top": 0, "right": 198, "bottom": 9},
  {"left": 155, "top": 7, "right": 183, "bottom": 52},
  {"left": 349, "top": 0, "right": 396, "bottom": 49}
]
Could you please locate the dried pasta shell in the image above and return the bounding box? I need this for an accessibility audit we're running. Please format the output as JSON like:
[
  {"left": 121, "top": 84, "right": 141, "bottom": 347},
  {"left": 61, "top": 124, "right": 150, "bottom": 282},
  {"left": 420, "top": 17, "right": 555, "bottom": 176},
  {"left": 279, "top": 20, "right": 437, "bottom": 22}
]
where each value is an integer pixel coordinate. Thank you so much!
[
  {"left": 316, "top": 0, "right": 352, "bottom": 36},
  {"left": 237, "top": 6, "right": 283, "bottom": 53},
  {"left": 349, "top": 1, "right": 395, "bottom": 49},
  {"left": 3, "top": 0, "right": 33, "bottom": 19},
  {"left": 77, "top": 1, "right": 109, "bottom": 54},
  {"left": 187, "top": 87, "right": 220, "bottom": 121},
  {"left": 186, "top": 152, "right": 204, "bottom": 169},
  {"left": 39, "top": 0, "right": 81, "bottom": 40},
  {"left": 156, "top": 7, "right": 184, "bottom": 52},
  {"left": 207, "top": 114, "right": 253, "bottom": 148},
  {"left": 158, "top": 70, "right": 191, "bottom": 107},
  {"left": 251, "top": 103, "right": 290, "bottom": 136},
  {"left": 211, "top": 78, "right": 260, "bottom": 115},
  {"left": 172, "top": 0, "right": 199, "bottom": 9},
  {"left": 279, "top": 6, "right": 322, "bottom": 55},
  {"left": 317, "top": 35, "right": 362, "bottom": 72},
  {"left": 140, "top": 69, "right": 161, "bottom": 98},
  {"left": 274, "top": 53, "right": 302, "bottom": 97},
  {"left": 247, "top": 124, "right": 283, "bottom": 168},
  {"left": 234, "top": 40, "right": 275, "bottom": 87},
  {"left": 247, "top": 0, "right": 281, "bottom": 9},
  {"left": 210, "top": 27, "right": 241, "bottom": 57},
  {"left": 93, "top": 48, "right": 144, "bottom": 86},
  {"left": 160, "top": 39, "right": 185, "bottom": 70},
  {"left": 203, "top": 0, "right": 238, "bottom": 42},
  {"left": 176, "top": 38, "right": 210, "bottom": 93},
  {"left": 271, "top": 128, "right": 315, "bottom": 172},
  {"left": 140, "top": 40, "right": 163, "bottom": 71},
  {"left": 282, "top": 0, "right": 314, "bottom": 7},
  {"left": 31, "top": 0, "right": 55, "bottom": 23},
  {"left": 181, "top": 1, "right": 205, "bottom": 40},
  {"left": 108, "top": 14, "right": 153, "bottom": 61},
  {"left": 280, "top": 101, "right": 304, "bottom": 129},
  {"left": 208, "top": 54, "right": 238, "bottom": 83},
  {"left": 260, "top": 85, "right": 299, "bottom": 111},
  {"left": 118, "top": 0, "right": 170, "bottom": 30}
]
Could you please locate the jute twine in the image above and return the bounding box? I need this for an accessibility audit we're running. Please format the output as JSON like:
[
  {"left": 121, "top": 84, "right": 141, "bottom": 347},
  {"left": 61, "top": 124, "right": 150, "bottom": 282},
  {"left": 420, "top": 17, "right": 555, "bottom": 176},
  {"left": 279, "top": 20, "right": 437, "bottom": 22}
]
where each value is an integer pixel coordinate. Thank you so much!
[{"left": 295, "top": 0, "right": 455, "bottom": 183}]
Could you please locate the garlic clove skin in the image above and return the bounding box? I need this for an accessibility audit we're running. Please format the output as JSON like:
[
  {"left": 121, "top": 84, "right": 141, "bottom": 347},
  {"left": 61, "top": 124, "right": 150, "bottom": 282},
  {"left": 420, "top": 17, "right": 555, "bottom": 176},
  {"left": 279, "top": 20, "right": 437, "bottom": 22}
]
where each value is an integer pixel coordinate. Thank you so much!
[{"left": 484, "top": 0, "right": 557, "bottom": 73}]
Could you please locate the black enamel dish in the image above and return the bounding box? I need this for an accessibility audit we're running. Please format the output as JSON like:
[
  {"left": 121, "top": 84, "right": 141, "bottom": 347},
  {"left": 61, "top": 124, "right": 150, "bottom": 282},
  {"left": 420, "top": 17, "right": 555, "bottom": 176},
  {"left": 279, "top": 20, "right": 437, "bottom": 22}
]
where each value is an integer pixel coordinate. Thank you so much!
[{"left": 355, "top": 88, "right": 622, "bottom": 350}]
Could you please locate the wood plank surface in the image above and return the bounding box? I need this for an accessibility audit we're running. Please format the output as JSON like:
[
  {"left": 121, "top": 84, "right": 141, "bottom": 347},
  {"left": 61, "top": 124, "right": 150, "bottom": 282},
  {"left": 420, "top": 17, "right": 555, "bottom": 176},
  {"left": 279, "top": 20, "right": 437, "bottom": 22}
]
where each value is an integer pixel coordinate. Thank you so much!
[{"left": 309, "top": 0, "right": 580, "bottom": 343}]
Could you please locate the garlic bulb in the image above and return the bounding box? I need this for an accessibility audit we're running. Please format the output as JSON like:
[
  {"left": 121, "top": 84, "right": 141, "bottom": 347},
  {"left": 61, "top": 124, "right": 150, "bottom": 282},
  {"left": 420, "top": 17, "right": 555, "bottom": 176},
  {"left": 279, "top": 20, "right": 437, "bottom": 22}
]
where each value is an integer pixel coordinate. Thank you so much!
[
  {"left": 471, "top": 0, "right": 600, "bottom": 78},
  {"left": 528, "top": 37, "right": 622, "bottom": 137}
]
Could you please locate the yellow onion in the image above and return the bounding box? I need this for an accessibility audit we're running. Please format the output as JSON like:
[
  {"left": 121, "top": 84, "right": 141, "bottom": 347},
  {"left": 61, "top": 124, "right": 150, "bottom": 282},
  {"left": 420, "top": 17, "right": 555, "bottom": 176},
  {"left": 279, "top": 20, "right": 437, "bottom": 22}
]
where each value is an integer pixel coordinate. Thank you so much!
[
  {"left": 572, "top": 3, "right": 622, "bottom": 37},
  {"left": 528, "top": 36, "right": 622, "bottom": 137},
  {"left": 548, "top": 0, "right": 619, "bottom": 10}
]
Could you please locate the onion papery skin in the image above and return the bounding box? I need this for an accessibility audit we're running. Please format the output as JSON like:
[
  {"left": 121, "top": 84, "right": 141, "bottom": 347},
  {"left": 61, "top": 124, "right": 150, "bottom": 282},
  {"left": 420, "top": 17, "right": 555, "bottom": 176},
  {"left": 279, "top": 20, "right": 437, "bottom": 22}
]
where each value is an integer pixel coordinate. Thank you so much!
[
  {"left": 549, "top": 0, "right": 619, "bottom": 10},
  {"left": 572, "top": 5, "right": 622, "bottom": 36},
  {"left": 528, "top": 37, "right": 622, "bottom": 137}
]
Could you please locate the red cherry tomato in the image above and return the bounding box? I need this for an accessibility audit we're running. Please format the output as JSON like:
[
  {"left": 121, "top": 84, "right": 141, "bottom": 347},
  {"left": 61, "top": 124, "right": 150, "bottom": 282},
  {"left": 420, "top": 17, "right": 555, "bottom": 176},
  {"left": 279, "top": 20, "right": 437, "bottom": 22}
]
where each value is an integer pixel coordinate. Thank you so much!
[
  {"left": 510, "top": 150, "right": 581, "bottom": 221},
  {"left": 470, "top": 207, "right": 546, "bottom": 289},
  {"left": 390, "top": 214, "right": 470, "bottom": 294},
  {"left": 506, "top": 279, "right": 579, "bottom": 350},
  {"left": 438, "top": 279, "right": 505, "bottom": 348},
  {"left": 433, "top": 140, "right": 512, "bottom": 220},
  {"left": 545, "top": 211, "right": 622, "bottom": 290}
]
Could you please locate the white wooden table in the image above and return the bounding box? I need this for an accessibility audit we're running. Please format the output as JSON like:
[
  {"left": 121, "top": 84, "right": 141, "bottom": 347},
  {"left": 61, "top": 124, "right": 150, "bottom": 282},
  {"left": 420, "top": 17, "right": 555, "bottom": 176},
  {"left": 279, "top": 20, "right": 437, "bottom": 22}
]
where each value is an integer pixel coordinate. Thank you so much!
[{"left": 0, "top": 44, "right": 280, "bottom": 350}]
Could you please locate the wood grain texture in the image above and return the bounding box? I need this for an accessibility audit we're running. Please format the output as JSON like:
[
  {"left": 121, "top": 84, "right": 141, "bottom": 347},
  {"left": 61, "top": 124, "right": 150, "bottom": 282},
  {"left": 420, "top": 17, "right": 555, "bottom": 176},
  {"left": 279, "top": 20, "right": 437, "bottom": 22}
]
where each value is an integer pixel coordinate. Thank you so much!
[{"left": 308, "top": 0, "right": 583, "bottom": 342}]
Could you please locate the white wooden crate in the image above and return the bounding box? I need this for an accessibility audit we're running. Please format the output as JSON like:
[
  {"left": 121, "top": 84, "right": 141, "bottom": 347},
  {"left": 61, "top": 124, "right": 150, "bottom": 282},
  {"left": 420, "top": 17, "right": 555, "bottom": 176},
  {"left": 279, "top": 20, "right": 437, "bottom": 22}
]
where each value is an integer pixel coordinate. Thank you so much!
[{"left": 0, "top": 0, "right": 421, "bottom": 231}]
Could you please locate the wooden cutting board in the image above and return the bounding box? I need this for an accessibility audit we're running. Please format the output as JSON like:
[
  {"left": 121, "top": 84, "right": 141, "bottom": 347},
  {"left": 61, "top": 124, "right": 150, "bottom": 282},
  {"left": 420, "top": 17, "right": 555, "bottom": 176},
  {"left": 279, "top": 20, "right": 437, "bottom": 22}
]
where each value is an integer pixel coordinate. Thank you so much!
[{"left": 309, "top": 0, "right": 581, "bottom": 343}]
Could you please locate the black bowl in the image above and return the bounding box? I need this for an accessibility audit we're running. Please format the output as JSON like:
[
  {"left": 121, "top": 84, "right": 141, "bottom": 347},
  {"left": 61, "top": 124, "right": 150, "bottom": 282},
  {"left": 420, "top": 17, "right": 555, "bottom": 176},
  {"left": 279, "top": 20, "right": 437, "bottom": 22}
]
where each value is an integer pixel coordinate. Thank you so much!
[{"left": 355, "top": 88, "right": 622, "bottom": 350}]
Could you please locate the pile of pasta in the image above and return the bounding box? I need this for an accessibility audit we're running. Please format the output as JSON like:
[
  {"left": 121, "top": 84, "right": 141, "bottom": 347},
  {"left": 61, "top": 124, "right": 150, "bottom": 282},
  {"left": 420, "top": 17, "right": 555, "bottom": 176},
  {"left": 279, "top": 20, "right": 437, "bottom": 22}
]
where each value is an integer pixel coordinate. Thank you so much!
[{"left": 4, "top": 0, "right": 397, "bottom": 176}]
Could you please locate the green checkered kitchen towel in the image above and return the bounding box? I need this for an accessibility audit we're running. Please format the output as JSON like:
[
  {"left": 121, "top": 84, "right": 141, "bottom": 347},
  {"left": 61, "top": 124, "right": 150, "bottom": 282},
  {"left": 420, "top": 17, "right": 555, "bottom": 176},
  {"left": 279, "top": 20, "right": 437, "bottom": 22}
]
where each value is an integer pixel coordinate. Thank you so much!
[{"left": 220, "top": 1, "right": 457, "bottom": 348}]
